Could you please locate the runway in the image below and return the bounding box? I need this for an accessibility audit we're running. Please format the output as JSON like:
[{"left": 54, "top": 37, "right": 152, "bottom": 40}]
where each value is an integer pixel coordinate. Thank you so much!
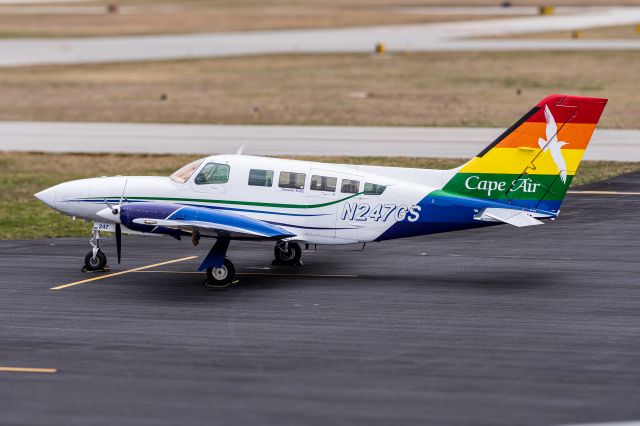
[
  {"left": 1, "top": 121, "right": 639, "bottom": 161},
  {"left": 0, "top": 7, "right": 639, "bottom": 67},
  {"left": 1, "top": 173, "right": 639, "bottom": 425},
  {"left": 0, "top": 0, "right": 90, "bottom": 3}
]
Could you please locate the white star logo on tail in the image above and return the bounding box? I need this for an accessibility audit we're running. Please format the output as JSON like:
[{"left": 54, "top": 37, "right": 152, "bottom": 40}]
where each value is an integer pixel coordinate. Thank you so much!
[{"left": 538, "top": 105, "right": 568, "bottom": 183}]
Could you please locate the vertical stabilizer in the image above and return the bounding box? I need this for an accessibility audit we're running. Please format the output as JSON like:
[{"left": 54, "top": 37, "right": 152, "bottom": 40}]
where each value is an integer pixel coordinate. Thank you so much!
[{"left": 442, "top": 94, "right": 607, "bottom": 213}]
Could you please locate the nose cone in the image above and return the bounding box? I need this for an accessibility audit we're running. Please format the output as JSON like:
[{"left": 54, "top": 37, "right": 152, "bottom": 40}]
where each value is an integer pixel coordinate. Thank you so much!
[{"left": 34, "top": 187, "right": 57, "bottom": 208}]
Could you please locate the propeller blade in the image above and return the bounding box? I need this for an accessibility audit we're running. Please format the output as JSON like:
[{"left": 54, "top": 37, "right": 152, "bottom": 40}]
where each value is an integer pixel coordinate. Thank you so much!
[
  {"left": 119, "top": 179, "right": 128, "bottom": 205},
  {"left": 104, "top": 198, "right": 117, "bottom": 214},
  {"left": 115, "top": 224, "right": 122, "bottom": 264}
]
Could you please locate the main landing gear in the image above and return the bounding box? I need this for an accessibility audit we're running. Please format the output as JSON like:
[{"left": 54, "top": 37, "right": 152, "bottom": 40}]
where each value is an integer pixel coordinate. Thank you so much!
[
  {"left": 83, "top": 228, "right": 109, "bottom": 272},
  {"left": 273, "top": 241, "right": 302, "bottom": 266},
  {"left": 200, "top": 237, "right": 236, "bottom": 290},
  {"left": 202, "top": 240, "right": 303, "bottom": 290},
  {"left": 203, "top": 258, "right": 236, "bottom": 290}
]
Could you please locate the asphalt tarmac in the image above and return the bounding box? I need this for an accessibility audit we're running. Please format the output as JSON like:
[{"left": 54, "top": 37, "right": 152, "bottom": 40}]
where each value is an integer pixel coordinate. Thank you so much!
[{"left": 1, "top": 179, "right": 639, "bottom": 425}]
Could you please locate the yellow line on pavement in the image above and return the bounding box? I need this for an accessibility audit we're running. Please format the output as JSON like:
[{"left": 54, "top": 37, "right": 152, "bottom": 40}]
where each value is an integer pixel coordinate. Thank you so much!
[
  {"left": 50, "top": 256, "right": 199, "bottom": 290},
  {"left": 568, "top": 190, "right": 640, "bottom": 196},
  {"left": 0, "top": 367, "right": 57, "bottom": 374}
]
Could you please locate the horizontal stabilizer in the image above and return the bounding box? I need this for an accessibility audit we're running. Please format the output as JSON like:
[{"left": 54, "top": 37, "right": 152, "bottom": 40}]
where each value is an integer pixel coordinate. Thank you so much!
[{"left": 474, "top": 208, "right": 552, "bottom": 227}]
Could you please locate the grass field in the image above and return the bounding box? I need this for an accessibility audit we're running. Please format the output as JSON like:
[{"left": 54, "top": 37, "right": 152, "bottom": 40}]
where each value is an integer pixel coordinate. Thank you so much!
[
  {"left": 2, "top": 152, "right": 639, "bottom": 239},
  {"left": 1, "top": 51, "right": 638, "bottom": 128}
]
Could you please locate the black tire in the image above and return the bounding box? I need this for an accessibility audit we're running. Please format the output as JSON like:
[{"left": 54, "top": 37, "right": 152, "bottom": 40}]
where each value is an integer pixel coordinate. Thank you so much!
[
  {"left": 204, "top": 258, "right": 235, "bottom": 289},
  {"left": 274, "top": 242, "right": 302, "bottom": 265},
  {"left": 84, "top": 250, "right": 107, "bottom": 271}
]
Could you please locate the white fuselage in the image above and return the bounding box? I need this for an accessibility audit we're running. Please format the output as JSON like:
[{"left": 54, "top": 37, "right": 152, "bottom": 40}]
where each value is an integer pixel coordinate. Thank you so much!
[{"left": 35, "top": 155, "right": 458, "bottom": 244}]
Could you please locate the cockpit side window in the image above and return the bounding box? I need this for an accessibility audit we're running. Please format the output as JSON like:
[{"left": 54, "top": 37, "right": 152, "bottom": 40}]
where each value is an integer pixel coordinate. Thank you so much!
[
  {"left": 170, "top": 159, "right": 205, "bottom": 183},
  {"left": 195, "top": 163, "right": 230, "bottom": 185},
  {"left": 248, "top": 169, "right": 274, "bottom": 187}
]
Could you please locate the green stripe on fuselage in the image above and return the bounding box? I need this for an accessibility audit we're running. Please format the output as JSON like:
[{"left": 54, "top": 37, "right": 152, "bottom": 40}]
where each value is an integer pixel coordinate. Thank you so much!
[
  {"left": 443, "top": 173, "right": 572, "bottom": 200},
  {"left": 81, "top": 192, "right": 364, "bottom": 209}
]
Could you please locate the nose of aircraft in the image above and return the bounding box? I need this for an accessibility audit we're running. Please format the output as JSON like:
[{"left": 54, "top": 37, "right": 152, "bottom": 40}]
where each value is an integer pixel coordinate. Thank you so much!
[{"left": 34, "top": 186, "right": 57, "bottom": 208}]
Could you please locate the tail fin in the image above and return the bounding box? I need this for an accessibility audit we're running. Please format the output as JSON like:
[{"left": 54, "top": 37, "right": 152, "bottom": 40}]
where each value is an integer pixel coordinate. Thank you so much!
[{"left": 442, "top": 94, "right": 607, "bottom": 213}]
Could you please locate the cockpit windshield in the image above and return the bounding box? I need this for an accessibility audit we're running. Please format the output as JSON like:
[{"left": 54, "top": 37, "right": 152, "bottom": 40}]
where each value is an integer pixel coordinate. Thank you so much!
[{"left": 170, "top": 158, "right": 205, "bottom": 183}]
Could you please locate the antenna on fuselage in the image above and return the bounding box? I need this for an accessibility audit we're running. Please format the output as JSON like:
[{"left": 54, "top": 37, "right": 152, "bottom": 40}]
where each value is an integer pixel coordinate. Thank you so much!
[{"left": 236, "top": 145, "right": 246, "bottom": 155}]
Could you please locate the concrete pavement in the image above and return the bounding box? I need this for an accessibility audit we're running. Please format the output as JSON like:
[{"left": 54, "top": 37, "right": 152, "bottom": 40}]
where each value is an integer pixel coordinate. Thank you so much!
[
  {"left": 0, "top": 121, "right": 638, "bottom": 161},
  {"left": 0, "top": 0, "right": 90, "bottom": 3},
  {"left": 0, "top": 7, "right": 638, "bottom": 66}
]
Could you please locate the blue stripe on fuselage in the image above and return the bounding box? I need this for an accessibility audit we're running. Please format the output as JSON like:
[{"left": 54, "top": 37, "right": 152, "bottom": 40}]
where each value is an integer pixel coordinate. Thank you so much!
[
  {"left": 120, "top": 203, "right": 295, "bottom": 238},
  {"left": 375, "top": 193, "right": 559, "bottom": 242},
  {"left": 67, "top": 198, "right": 329, "bottom": 217}
]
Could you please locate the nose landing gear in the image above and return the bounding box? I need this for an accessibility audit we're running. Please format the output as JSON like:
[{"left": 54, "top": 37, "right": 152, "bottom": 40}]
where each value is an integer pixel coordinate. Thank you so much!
[
  {"left": 273, "top": 241, "right": 303, "bottom": 266},
  {"left": 83, "top": 228, "right": 109, "bottom": 272}
]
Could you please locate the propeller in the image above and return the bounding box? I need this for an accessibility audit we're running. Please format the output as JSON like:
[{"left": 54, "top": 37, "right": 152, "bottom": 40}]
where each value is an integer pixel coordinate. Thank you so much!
[
  {"left": 114, "top": 179, "right": 127, "bottom": 264},
  {"left": 98, "top": 179, "right": 127, "bottom": 264},
  {"left": 115, "top": 221, "right": 122, "bottom": 264}
]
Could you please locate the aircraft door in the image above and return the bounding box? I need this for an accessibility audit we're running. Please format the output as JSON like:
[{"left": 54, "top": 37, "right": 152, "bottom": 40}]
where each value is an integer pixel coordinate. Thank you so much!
[
  {"left": 333, "top": 171, "right": 365, "bottom": 243},
  {"left": 305, "top": 168, "right": 341, "bottom": 238}
]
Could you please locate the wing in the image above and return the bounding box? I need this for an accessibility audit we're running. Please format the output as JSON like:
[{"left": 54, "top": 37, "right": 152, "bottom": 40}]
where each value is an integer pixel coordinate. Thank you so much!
[
  {"left": 548, "top": 144, "right": 568, "bottom": 182},
  {"left": 121, "top": 203, "right": 296, "bottom": 240},
  {"left": 544, "top": 105, "right": 558, "bottom": 143},
  {"left": 132, "top": 218, "right": 295, "bottom": 239},
  {"left": 537, "top": 137, "right": 547, "bottom": 151}
]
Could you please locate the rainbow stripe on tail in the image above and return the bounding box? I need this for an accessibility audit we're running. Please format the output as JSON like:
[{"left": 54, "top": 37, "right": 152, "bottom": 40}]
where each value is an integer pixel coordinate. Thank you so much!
[{"left": 443, "top": 94, "right": 607, "bottom": 213}]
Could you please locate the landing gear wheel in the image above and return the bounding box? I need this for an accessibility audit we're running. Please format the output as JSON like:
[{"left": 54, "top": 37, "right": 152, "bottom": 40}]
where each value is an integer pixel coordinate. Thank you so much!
[
  {"left": 84, "top": 250, "right": 107, "bottom": 272},
  {"left": 204, "top": 258, "right": 235, "bottom": 290},
  {"left": 273, "top": 241, "right": 302, "bottom": 266}
]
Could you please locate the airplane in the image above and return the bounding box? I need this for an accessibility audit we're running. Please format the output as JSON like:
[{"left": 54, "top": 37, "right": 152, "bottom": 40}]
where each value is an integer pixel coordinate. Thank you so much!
[{"left": 34, "top": 94, "right": 607, "bottom": 289}]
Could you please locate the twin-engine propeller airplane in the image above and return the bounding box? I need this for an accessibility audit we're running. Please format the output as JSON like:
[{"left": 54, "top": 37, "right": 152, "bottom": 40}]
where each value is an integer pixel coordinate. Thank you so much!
[{"left": 35, "top": 94, "right": 606, "bottom": 288}]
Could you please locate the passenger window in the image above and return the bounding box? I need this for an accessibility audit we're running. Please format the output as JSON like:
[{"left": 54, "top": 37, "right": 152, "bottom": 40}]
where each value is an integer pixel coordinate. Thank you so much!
[
  {"left": 194, "top": 163, "right": 230, "bottom": 185},
  {"left": 248, "top": 169, "right": 274, "bottom": 187},
  {"left": 310, "top": 175, "right": 337, "bottom": 192},
  {"left": 278, "top": 171, "right": 306, "bottom": 189},
  {"left": 363, "top": 182, "right": 386, "bottom": 195},
  {"left": 341, "top": 179, "right": 360, "bottom": 194}
]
